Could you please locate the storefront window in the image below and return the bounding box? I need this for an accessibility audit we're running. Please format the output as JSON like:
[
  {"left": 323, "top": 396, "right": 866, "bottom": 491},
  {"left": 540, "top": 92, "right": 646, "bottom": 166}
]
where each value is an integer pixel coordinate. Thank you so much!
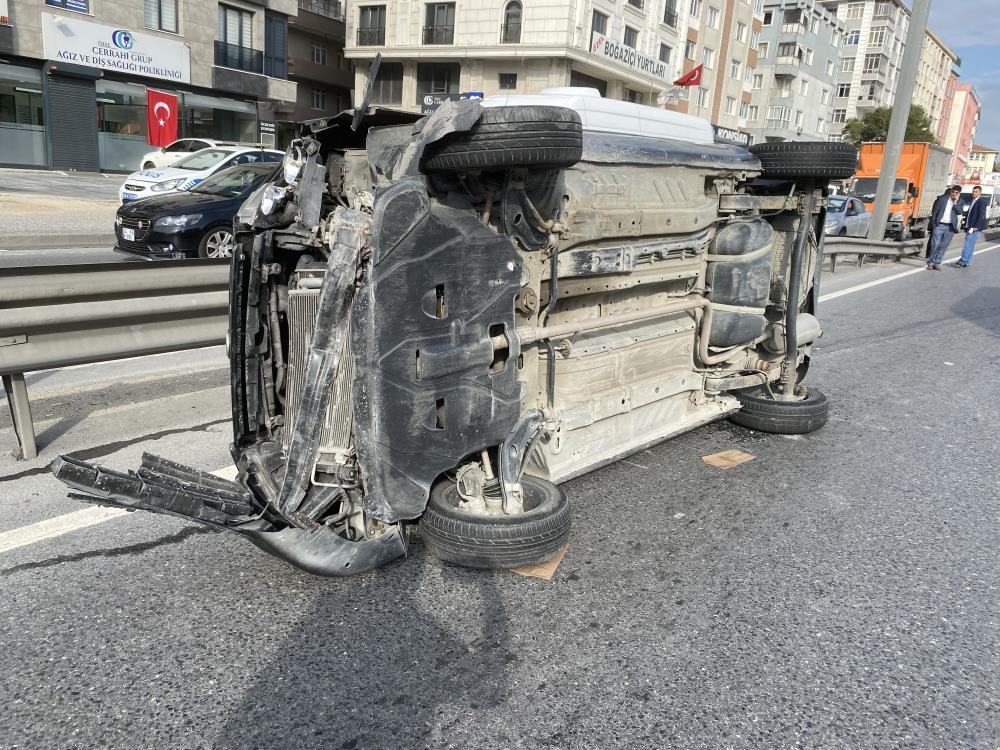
[
  {"left": 96, "top": 81, "right": 151, "bottom": 171},
  {"left": 182, "top": 92, "right": 257, "bottom": 143},
  {"left": 0, "top": 64, "right": 46, "bottom": 167}
]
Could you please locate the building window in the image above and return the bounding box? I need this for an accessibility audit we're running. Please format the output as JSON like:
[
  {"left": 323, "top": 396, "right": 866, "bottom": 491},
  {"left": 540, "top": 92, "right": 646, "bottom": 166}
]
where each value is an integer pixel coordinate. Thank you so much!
[
  {"left": 762, "top": 10, "right": 772, "bottom": 25},
  {"left": 707, "top": 6, "right": 720, "bottom": 28},
  {"left": 730, "top": 59, "right": 741, "bottom": 78},
  {"left": 416, "top": 61, "right": 460, "bottom": 104},
  {"left": 735, "top": 21, "right": 747, "bottom": 42},
  {"left": 752, "top": 73, "right": 763, "bottom": 89},
  {"left": 424, "top": 3, "right": 456, "bottom": 44},
  {"left": 817, "top": 117, "right": 826, "bottom": 134},
  {"left": 659, "top": 44, "right": 672, "bottom": 64},
  {"left": 757, "top": 42, "right": 768, "bottom": 59},
  {"left": 311, "top": 88, "right": 327, "bottom": 110},
  {"left": 690, "top": 0, "right": 702, "bottom": 17},
  {"left": 739, "top": 100, "right": 749, "bottom": 118},
  {"left": 623, "top": 87, "right": 644, "bottom": 103},
  {"left": 685, "top": 40, "right": 696, "bottom": 59},
  {"left": 841, "top": 57, "right": 855, "bottom": 73},
  {"left": 750, "top": 29, "right": 760, "bottom": 49},
  {"left": 702, "top": 47, "right": 715, "bottom": 68},
  {"left": 795, "top": 110, "right": 804, "bottom": 128},
  {"left": 300, "top": 0, "right": 343, "bottom": 19},
  {"left": 697, "top": 87, "right": 709, "bottom": 107},
  {"left": 826, "top": 59, "right": 834, "bottom": 76},
  {"left": 804, "top": 48, "right": 813, "bottom": 65},
  {"left": 499, "top": 72, "right": 517, "bottom": 90},
  {"left": 592, "top": 9, "right": 608, "bottom": 36},
  {"left": 725, "top": 96, "right": 735, "bottom": 115},
  {"left": 821, "top": 88, "right": 830, "bottom": 104},
  {"left": 845, "top": 30, "right": 859, "bottom": 46},
  {"left": 502, "top": 1, "right": 521, "bottom": 43},
  {"left": 846, "top": 2, "right": 864, "bottom": 20},
  {"left": 863, "top": 54, "right": 881, "bottom": 74},
  {"left": 663, "top": 0, "right": 679, "bottom": 27},
  {"left": 217, "top": 5, "right": 258, "bottom": 72},
  {"left": 263, "top": 10, "right": 287, "bottom": 78},
  {"left": 369, "top": 61, "right": 403, "bottom": 105},
  {"left": 748, "top": 104, "right": 759, "bottom": 121},
  {"left": 626, "top": 0, "right": 644, "bottom": 9},
  {"left": 624, "top": 26, "right": 639, "bottom": 49},
  {"left": 799, "top": 79, "right": 808, "bottom": 96},
  {"left": 868, "top": 27, "right": 886, "bottom": 48},
  {"left": 358, "top": 5, "right": 386, "bottom": 45},
  {"left": 144, "top": 0, "right": 178, "bottom": 33},
  {"left": 311, "top": 40, "right": 327, "bottom": 65}
]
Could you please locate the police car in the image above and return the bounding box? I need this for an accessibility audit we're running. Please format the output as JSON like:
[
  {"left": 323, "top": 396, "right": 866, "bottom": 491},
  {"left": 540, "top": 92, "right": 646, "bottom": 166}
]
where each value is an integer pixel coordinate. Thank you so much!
[{"left": 119, "top": 145, "right": 282, "bottom": 204}]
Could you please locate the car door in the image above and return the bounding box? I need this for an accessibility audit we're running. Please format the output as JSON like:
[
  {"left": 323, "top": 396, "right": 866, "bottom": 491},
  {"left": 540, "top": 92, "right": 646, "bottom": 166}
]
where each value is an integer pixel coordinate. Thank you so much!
[{"left": 853, "top": 199, "right": 871, "bottom": 236}]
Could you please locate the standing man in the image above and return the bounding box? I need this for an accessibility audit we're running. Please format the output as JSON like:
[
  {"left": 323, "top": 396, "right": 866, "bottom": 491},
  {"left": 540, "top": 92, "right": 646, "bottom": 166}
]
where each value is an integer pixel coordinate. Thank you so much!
[
  {"left": 956, "top": 185, "right": 987, "bottom": 268},
  {"left": 927, "top": 185, "right": 962, "bottom": 270}
]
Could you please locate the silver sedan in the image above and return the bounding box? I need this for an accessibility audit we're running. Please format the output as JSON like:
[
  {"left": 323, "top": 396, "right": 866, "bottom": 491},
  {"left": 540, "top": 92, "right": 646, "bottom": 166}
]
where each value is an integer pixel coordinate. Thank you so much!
[{"left": 825, "top": 195, "right": 871, "bottom": 237}]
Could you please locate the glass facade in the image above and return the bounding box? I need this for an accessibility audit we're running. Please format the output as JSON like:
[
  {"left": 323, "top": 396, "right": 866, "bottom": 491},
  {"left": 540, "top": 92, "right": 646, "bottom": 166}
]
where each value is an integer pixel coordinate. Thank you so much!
[
  {"left": 0, "top": 64, "right": 46, "bottom": 167},
  {"left": 182, "top": 93, "right": 257, "bottom": 143},
  {"left": 97, "top": 80, "right": 151, "bottom": 172}
]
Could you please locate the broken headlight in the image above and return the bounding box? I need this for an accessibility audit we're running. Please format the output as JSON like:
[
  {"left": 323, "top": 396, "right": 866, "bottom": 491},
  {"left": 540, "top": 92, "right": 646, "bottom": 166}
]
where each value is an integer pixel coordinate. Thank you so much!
[
  {"left": 282, "top": 143, "right": 304, "bottom": 185},
  {"left": 236, "top": 184, "right": 266, "bottom": 227},
  {"left": 260, "top": 185, "right": 288, "bottom": 216}
]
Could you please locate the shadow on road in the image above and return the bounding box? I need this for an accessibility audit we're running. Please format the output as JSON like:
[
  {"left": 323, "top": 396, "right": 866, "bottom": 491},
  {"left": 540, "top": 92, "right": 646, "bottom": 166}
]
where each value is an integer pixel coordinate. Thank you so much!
[
  {"left": 215, "top": 550, "right": 511, "bottom": 750},
  {"left": 950, "top": 286, "right": 1000, "bottom": 339}
]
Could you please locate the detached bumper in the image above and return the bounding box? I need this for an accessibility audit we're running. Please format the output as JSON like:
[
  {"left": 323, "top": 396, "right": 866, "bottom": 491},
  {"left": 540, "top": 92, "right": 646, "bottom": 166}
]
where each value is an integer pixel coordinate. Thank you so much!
[{"left": 51, "top": 453, "right": 407, "bottom": 577}]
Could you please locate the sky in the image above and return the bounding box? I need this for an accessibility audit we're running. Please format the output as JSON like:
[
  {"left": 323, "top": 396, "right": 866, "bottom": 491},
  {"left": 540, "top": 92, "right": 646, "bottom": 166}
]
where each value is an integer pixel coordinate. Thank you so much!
[{"left": 926, "top": 1, "right": 998, "bottom": 148}]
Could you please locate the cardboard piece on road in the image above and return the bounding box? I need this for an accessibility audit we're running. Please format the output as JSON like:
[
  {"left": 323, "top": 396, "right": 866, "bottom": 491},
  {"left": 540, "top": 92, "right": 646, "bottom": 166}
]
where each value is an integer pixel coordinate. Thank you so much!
[
  {"left": 701, "top": 449, "right": 756, "bottom": 469},
  {"left": 512, "top": 545, "right": 569, "bottom": 581}
]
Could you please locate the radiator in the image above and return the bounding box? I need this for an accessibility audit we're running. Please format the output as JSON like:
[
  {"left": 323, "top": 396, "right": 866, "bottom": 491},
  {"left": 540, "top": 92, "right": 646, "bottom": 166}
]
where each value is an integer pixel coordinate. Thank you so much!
[{"left": 284, "top": 286, "right": 355, "bottom": 468}]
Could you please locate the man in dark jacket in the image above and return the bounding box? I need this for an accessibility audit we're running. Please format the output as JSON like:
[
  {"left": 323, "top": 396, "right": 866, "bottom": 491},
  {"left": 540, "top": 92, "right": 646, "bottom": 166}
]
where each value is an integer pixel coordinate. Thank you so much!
[
  {"left": 957, "top": 185, "right": 988, "bottom": 268},
  {"left": 927, "top": 185, "right": 962, "bottom": 270}
]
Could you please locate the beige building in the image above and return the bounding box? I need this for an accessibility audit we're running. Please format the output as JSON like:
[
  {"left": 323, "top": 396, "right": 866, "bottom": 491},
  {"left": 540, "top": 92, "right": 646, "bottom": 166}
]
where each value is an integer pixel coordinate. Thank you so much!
[
  {"left": 913, "top": 27, "right": 958, "bottom": 139},
  {"left": 966, "top": 145, "right": 998, "bottom": 181},
  {"left": 346, "top": 1, "right": 687, "bottom": 113},
  {"left": 0, "top": 0, "right": 297, "bottom": 171}
]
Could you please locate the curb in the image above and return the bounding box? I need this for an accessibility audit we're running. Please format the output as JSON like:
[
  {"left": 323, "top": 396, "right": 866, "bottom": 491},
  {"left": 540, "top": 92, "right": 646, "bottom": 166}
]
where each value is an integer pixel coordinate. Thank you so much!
[{"left": 0, "top": 234, "right": 116, "bottom": 251}]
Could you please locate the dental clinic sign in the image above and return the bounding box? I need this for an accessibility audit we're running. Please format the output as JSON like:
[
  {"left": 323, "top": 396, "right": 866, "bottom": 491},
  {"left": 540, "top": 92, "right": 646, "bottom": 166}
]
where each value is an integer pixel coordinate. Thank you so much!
[
  {"left": 41, "top": 13, "right": 191, "bottom": 84},
  {"left": 590, "top": 31, "right": 669, "bottom": 82}
]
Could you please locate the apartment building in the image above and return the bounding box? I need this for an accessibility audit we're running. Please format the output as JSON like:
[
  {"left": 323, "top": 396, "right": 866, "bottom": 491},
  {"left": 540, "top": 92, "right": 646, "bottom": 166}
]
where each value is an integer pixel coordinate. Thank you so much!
[
  {"left": 344, "top": 1, "right": 691, "bottom": 122},
  {"left": 670, "top": 0, "right": 760, "bottom": 144},
  {"left": 747, "top": 0, "right": 844, "bottom": 143},
  {"left": 287, "top": 0, "right": 352, "bottom": 135},
  {"left": 0, "top": 0, "right": 297, "bottom": 171},
  {"left": 913, "top": 27, "right": 958, "bottom": 142},
  {"left": 822, "top": 0, "right": 909, "bottom": 140},
  {"left": 965, "top": 144, "right": 997, "bottom": 183},
  {"left": 943, "top": 82, "right": 980, "bottom": 181}
]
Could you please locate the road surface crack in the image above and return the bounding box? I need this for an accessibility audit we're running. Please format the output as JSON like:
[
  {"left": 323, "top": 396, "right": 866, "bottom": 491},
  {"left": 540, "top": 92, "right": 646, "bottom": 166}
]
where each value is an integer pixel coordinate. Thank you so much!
[{"left": 0, "top": 525, "right": 215, "bottom": 577}]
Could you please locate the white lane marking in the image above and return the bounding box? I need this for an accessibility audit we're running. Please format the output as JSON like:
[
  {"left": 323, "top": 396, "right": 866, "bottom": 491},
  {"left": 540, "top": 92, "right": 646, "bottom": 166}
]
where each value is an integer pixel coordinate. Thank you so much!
[
  {"left": 0, "top": 465, "right": 238, "bottom": 556},
  {"left": 820, "top": 241, "right": 1000, "bottom": 303}
]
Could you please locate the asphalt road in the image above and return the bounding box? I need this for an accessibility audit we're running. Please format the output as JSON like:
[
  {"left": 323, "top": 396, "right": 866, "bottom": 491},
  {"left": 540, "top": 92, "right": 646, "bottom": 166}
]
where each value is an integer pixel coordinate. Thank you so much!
[{"left": 1, "top": 243, "right": 998, "bottom": 749}]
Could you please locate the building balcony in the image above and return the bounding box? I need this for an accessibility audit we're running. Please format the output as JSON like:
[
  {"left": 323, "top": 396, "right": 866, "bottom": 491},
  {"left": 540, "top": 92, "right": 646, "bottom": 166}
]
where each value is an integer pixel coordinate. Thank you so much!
[
  {"left": 780, "top": 22, "right": 806, "bottom": 35},
  {"left": 214, "top": 41, "right": 263, "bottom": 75},
  {"left": 773, "top": 55, "right": 801, "bottom": 77},
  {"left": 287, "top": 57, "right": 353, "bottom": 89},
  {"left": 298, "top": 0, "right": 343, "bottom": 20},
  {"left": 357, "top": 27, "right": 385, "bottom": 46},
  {"left": 861, "top": 67, "right": 888, "bottom": 83},
  {"left": 422, "top": 25, "right": 455, "bottom": 44},
  {"left": 856, "top": 94, "right": 886, "bottom": 111}
]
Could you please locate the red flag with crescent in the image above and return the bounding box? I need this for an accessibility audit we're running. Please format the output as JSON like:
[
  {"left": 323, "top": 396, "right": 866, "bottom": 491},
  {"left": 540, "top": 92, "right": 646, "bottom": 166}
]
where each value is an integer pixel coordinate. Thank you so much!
[
  {"left": 673, "top": 64, "right": 703, "bottom": 87},
  {"left": 146, "top": 89, "right": 179, "bottom": 147}
]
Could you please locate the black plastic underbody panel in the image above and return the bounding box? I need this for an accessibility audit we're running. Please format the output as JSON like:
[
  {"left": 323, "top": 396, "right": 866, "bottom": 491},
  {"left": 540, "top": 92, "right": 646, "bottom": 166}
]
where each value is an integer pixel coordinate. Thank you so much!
[{"left": 353, "top": 178, "right": 523, "bottom": 522}]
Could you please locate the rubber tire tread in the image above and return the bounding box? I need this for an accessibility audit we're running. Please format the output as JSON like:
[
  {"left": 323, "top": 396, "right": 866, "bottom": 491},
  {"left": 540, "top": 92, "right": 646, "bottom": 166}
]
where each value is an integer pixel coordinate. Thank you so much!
[
  {"left": 729, "top": 387, "right": 830, "bottom": 435},
  {"left": 421, "top": 106, "right": 583, "bottom": 173},
  {"left": 419, "top": 476, "right": 571, "bottom": 569},
  {"left": 748, "top": 142, "right": 858, "bottom": 180}
]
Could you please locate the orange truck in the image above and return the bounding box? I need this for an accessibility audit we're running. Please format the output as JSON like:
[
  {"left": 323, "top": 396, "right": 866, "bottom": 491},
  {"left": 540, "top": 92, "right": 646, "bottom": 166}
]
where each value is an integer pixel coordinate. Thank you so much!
[{"left": 849, "top": 142, "right": 952, "bottom": 240}]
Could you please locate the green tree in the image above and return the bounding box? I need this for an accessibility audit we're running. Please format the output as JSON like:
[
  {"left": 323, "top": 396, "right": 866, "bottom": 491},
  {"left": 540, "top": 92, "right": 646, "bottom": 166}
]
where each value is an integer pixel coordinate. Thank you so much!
[{"left": 841, "top": 105, "right": 937, "bottom": 145}]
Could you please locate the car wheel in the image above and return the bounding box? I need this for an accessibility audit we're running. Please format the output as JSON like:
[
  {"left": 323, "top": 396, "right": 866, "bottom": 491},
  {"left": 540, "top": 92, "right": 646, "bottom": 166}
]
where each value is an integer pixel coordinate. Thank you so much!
[
  {"left": 199, "top": 227, "right": 234, "bottom": 259},
  {"left": 729, "top": 386, "right": 829, "bottom": 435},
  {"left": 748, "top": 142, "right": 858, "bottom": 180},
  {"left": 419, "top": 475, "right": 571, "bottom": 569},
  {"left": 420, "top": 106, "right": 583, "bottom": 173}
]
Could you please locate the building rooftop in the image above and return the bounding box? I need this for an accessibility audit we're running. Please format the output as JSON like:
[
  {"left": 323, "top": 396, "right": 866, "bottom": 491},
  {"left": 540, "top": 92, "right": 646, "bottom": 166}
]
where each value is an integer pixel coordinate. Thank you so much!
[{"left": 971, "top": 144, "right": 998, "bottom": 154}]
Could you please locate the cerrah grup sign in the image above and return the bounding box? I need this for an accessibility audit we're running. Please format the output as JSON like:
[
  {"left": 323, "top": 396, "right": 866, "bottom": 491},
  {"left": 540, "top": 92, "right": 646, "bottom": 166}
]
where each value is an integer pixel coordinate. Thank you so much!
[{"left": 41, "top": 12, "right": 191, "bottom": 84}]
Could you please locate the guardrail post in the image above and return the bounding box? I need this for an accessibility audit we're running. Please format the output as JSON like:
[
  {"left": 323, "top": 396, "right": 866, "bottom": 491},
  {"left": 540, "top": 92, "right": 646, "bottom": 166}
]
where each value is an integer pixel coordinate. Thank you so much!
[{"left": 2, "top": 373, "right": 37, "bottom": 460}]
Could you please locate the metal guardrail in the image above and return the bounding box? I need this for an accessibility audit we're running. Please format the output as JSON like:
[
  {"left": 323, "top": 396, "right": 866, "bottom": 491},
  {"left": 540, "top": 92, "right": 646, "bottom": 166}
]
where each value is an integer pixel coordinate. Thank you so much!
[
  {"left": 0, "top": 260, "right": 230, "bottom": 460},
  {"left": 823, "top": 236, "right": 926, "bottom": 273}
]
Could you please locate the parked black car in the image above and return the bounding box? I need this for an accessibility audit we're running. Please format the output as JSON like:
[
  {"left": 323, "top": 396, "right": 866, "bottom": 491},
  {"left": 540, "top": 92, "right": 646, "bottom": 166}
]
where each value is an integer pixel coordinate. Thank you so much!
[{"left": 114, "top": 163, "right": 277, "bottom": 259}]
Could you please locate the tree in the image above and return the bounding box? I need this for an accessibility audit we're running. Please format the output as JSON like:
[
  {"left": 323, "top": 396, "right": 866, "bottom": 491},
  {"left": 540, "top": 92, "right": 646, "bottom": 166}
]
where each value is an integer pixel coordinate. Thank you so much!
[{"left": 841, "top": 105, "right": 937, "bottom": 145}]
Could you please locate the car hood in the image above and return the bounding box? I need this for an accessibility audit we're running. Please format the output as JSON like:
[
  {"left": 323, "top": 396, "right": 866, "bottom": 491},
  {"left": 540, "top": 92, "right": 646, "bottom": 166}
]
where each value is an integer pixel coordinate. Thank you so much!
[
  {"left": 117, "top": 189, "right": 235, "bottom": 216},
  {"left": 125, "top": 166, "right": 206, "bottom": 185}
]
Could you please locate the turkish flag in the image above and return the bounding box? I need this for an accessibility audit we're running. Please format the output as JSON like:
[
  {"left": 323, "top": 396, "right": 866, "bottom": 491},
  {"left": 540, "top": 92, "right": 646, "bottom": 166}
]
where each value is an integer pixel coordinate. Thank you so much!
[
  {"left": 673, "top": 64, "right": 703, "bottom": 87},
  {"left": 146, "top": 89, "right": 179, "bottom": 147}
]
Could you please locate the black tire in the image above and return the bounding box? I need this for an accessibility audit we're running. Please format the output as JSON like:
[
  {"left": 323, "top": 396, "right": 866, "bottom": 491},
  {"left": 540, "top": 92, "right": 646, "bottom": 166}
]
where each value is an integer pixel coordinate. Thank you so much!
[
  {"left": 421, "top": 106, "right": 583, "bottom": 173},
  {"left": 198, "top": 225, "right": 234, "bottom": 259},
  {"left": 729, "top": 386, "right": 829, "bottom": 434},
  {"left": 419, "top": 475, "right": 571, "bottom": 569},
  {"left": 749, "top": 142, "right": 858, "bottom": 180}
]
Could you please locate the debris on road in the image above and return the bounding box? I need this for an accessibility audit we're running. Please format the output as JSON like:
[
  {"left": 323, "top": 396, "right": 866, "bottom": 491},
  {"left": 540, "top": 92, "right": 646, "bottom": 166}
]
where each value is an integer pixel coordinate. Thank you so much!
[
  {"left": 512, "top": 545, "right": 569, "bottom": 581},
  {"left": 701, "top": 449, "right": 756, "bottom": 469}
]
